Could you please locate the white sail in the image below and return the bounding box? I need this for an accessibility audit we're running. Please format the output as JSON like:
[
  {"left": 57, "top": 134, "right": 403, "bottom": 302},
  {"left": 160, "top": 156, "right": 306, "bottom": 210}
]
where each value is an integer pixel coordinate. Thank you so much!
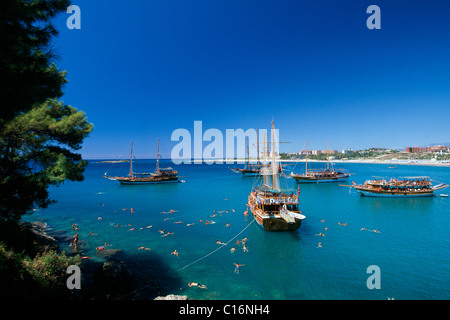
[{"left": 271, "top": 121, "right": 280, "bottom": 191}]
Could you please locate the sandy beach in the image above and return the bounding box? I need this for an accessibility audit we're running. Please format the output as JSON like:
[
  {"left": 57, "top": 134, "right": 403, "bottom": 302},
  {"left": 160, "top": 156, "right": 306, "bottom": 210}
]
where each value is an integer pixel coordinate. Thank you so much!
[{"left": 225, "top": 158, "right": 450, "bottom": 167}]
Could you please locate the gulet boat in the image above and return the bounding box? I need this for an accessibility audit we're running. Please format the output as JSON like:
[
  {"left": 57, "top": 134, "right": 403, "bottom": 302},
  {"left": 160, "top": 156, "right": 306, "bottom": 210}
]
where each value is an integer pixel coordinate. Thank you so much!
[
  {"left": 104, "top": 140, "right": 181, "bottom": 185},
  {"left": 247, "top": 122, "right": 305, "bottom": 231}
]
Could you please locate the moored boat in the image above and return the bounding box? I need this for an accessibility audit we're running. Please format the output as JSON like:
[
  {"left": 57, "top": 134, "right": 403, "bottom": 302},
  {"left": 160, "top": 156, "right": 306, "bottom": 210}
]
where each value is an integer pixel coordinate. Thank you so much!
[
  {"left": 290, "top": 140, "right": 351, "bottom": 183},
  {"left": 230, "top": 131, "right": 283, "bottom": 177},
  {"left": 247, "top": 122, "right": 305, "bottom": 231},
  {"left": 104, "top": 140, "right": 181, "bottom": 185},
  {"left": 343, "top": 177, "right": 448, "bottom": 198}
]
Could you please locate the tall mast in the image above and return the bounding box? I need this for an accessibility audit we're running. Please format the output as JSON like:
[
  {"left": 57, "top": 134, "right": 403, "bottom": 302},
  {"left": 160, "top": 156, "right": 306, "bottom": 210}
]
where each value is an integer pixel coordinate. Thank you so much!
[
  {"left": 246, "top": 136, "right": 249, "bottom": 169},
  {"left": 305, "top": 139, "right": 308, "bottom": 174},
  {"left": 129, "top": 141, "right": 133, "bottom": 177},
  {"left": 327, "top": 141, "right": 330, "bottom": 171},
  {"left": 271, "top": 121, "right": 277, "bottom": 190},
  {"left": 156, "top": 138, "right": 160, "bottom": 174},
  {"left": 256, "top": 129, "right": 260, "bottom": 166},
  {"left": 263, "top": 133, "right": 266, "bottom": 187}
]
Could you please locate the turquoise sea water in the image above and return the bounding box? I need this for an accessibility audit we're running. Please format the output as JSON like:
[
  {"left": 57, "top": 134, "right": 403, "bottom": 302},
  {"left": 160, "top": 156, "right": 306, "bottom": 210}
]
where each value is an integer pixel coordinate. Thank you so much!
[{"left": 25, "top": 160, "right": 450, "bottom": 300}]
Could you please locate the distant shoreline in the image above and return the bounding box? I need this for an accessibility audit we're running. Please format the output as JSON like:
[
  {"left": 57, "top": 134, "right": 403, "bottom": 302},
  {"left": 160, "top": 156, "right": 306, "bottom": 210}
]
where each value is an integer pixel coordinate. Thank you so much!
[
  {"left": 278, "top": 158, "right": 450, "bottom": 167},
  {"left": 88, "top": 158, "right": 450, "bottom": 168}
]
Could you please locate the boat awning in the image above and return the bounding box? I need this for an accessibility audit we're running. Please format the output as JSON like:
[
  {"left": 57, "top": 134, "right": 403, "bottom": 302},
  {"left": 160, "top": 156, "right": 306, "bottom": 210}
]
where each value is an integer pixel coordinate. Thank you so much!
[
  {"left": 403, "top": 176, "right": 430, "bottom": 179},
  {"left": 255, "top": 185, "right": 296, "bottom": 194}
]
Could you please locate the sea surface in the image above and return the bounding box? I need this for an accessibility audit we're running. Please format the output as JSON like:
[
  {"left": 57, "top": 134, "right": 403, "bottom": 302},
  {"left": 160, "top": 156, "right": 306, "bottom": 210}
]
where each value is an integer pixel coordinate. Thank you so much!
[{"left": 25, "top": 160, "right": 450, "bottom": 300}]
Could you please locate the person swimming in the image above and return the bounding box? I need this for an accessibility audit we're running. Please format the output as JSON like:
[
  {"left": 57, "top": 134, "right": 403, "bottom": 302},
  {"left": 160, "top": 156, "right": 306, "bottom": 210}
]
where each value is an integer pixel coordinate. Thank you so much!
[
  {"left": 316, "top": 232, "right": 325, "bottom": 237},
  {"left": 72, "top": 233, "right": 79, "bottom": 250},
  {"left": 188, "top": 282, "right": 207, "bottom": 289},
  {"left": 162, "top": 232, "right": 174, "bottom": 237},
  {"left": 234, "top": 263, "right": 245, "bottom": 273}
]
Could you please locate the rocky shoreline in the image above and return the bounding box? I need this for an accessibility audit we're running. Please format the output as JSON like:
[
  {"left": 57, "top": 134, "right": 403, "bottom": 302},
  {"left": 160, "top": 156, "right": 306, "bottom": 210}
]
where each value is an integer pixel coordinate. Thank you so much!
[{"left": 25, "top": 220, "right": 184, "bottom": 300}]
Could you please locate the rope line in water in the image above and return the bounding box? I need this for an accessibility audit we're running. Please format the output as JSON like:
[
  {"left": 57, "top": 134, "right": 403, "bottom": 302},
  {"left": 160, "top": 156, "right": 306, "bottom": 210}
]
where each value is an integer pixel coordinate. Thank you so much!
[
  {"left": 176, "top": 218, "right": 255, "bottom": 272},
  {"left": 120, "top": 218, "right": 256, "bottom": 299}
]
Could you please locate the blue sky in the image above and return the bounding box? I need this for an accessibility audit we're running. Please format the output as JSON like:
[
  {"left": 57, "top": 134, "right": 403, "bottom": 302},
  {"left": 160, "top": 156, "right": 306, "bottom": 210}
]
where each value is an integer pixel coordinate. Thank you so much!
[{"left": 53, "top": 0, "right": 450, "bottom": 158}]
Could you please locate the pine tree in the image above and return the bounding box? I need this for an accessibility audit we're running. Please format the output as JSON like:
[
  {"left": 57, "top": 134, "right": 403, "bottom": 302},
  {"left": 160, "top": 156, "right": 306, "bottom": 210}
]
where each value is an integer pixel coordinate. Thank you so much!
[{"left": 0, "top": 0, "right": 93, "bottom": 221}]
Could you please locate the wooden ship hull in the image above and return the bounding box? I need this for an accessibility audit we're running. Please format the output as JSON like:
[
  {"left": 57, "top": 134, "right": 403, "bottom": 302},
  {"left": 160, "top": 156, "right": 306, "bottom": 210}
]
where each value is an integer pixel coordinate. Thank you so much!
[
  {"left": 250, "top": 206, "right": 303, "bottom": 231},
  {"left": 232, "top": 166, "right": 282, "bottom": 177},
  {"left": 343, "top": 180, "right": 448, "bottom": 198},
  {"left": 111, "top": 175, "right": 180, "bottom": 185},
  {"left": 355, "top": 187, "right": 434, "bottom": 197},
  {"left": 233, "top": 168, "right": 261, "bottom": 176},
  {"left": 291, "top": 172, "right": 350, "bottom": 183}
]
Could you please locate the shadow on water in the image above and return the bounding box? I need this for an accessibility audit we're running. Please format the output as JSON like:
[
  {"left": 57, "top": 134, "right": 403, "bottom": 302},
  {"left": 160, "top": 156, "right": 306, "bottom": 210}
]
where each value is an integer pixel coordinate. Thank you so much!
[
  {"left": 79, "top": 250, "right": 183, "bottom": 300},
  {"left": 45, "top": 228, "right": 183, "bottom": 300}
]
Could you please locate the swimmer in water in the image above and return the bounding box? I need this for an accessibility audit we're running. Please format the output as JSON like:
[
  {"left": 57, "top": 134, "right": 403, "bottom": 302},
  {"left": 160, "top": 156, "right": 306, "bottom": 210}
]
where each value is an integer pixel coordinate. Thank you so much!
[
  {"left": 171, "top": 250, "right": 178, "bottom": 257},
  {"left": 162, "top": 232, "right": 174, "bottom": 237},
  {"left": 234, "top": 263, "right": 245, "bottom": 273},
  {"left": 315, "top": 232, "right": 325, "bottom": 237},
  {"left": 72, "top": 233, "right": 79, "bottom": 250},
  {"left": 188, "top": 282, "right": 207, "bottom": 289}
]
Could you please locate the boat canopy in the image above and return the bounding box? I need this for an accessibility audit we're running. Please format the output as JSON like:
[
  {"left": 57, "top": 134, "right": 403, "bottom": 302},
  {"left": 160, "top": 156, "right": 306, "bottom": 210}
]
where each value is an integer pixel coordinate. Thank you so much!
[
  {"left": 255, "top": 185, "right": 296, "bottom": 195},
  {"left": 133, "top": 172, "right": 151, "bottom": 175}
]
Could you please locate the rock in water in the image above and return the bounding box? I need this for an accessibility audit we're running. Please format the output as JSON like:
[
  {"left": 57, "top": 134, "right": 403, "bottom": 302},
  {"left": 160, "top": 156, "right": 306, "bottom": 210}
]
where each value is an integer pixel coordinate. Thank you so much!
[
  {"left": 93, "top": 259, "right": 132, "bottom": 299},
  {"left": 154, "top": 294, "right": 188, "bottom": 300}
]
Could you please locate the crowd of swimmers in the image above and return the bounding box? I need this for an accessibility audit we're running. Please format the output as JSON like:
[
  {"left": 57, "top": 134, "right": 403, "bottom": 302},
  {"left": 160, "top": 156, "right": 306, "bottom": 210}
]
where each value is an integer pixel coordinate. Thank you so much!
[
  {"left": 69, "top": 203, "right": 252, "bottom": 282},
  {"left": 315, "top": 219, "right": 380, "bottom": 248},
  {"left": 69, "top": 201, "right": 382, "bottom": 293}
]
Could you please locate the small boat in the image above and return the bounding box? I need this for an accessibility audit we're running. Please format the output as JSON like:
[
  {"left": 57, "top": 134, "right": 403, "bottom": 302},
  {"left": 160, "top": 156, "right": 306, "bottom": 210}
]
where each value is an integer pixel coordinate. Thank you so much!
[
  {"left": 247, "top": 122, "right": 305, "bottom": 231},
  {"left": 440, "top": 194, "right": 449, "bottom": 197},
  {"left": 290, "top": 140, "right": 351, "bottom": 183},
  {"left": 104, "top": 140, "right": 181, "bottom": 185},
  {"left": 230, "top": 131, "right": 282, "bottom": 177},
  {"left": 342, "top": 177, "right": 448, "bottom": 198}
]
